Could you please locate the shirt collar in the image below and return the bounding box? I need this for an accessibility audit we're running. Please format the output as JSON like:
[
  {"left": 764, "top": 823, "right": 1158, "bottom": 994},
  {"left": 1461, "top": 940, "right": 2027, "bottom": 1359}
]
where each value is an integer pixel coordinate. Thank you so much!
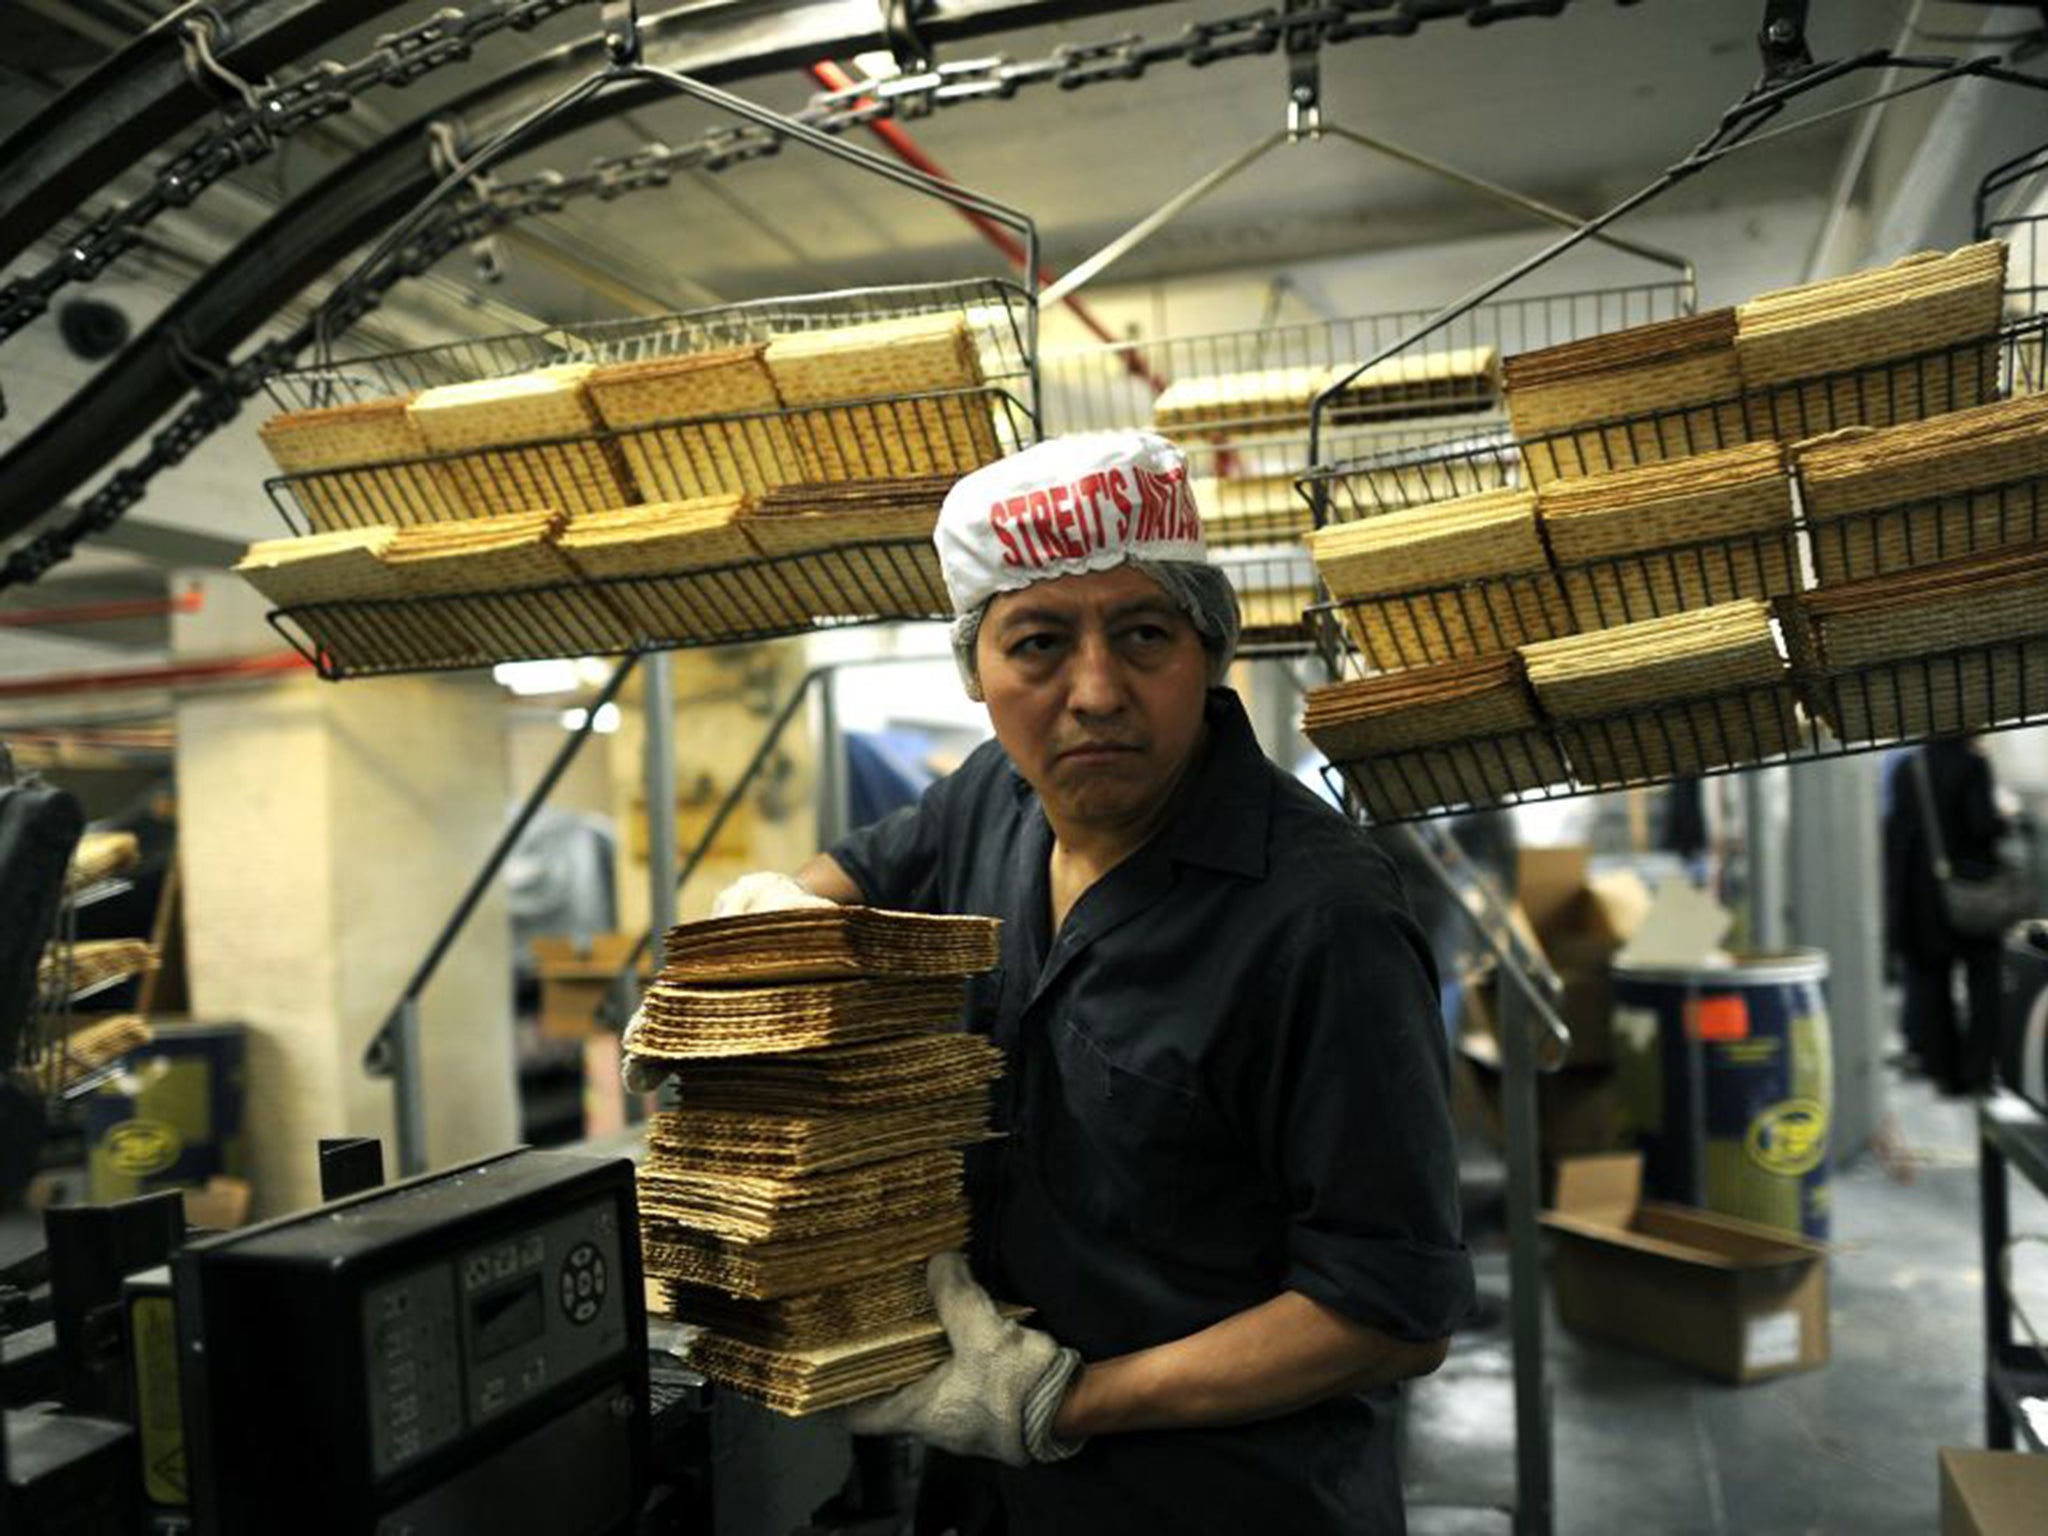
[
  {"left": 1004, "top": 687, "right": 1272, "bottom": 881},
  {"left": 1164, "top": 688, "right": 1271, "bottom": 880}
]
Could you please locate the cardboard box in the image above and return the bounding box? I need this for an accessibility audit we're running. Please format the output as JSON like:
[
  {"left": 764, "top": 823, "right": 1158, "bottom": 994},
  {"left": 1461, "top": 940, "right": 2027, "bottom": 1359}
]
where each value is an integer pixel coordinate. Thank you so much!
[
  {"left": 1457, "top": 995, "right": 1627, "bottom": 1182},
  {"left": 1476, "top": 847, "right": 1650, "bottom": 1067},
  {"left": 1940, "top": 1448, "right": 2048, "bottom": 1535},
  {"left": 531, "top": 934, "right": 646, "bottom": 1040},
  {"left": 1542, "top": 1152, "right": 1829, "bottom": 1383}
]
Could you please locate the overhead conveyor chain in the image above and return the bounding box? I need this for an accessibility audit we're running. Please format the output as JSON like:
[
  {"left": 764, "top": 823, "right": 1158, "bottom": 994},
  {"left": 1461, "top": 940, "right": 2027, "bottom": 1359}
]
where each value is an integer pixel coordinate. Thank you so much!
[
  {"left": 0, "top": 0, "right": 1585, "bottom": 350},
  {"left": 0, "top": 0, "right": 1604, "bottom": 590}
]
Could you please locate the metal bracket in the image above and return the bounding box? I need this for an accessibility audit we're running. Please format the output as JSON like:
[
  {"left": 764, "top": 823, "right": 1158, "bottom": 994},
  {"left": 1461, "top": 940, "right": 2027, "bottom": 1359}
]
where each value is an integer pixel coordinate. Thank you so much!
[
  {"left": 177, "top": 10, "right": 267, "bottom": 124},
  {"left": 1758, "top": 0, "right": 1813, "bottom": 84},
  {"left": 883, "top": 0, "right": 936, "bottom": 118},
  {"left": 602, "top": 0, "right": 642, "bottom": 69},
  {"left": 425, "top": 119, "right": 507, "bottom": 288},
  {"left": 1285, "top": 0, "right": 1322, "bottom": 141}
]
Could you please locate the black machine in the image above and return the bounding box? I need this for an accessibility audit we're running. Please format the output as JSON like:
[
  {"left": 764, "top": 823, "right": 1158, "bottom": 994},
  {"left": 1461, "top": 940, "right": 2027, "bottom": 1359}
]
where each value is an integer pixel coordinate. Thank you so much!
[
  {"left": 5, "top": 1146, "right": 673, "bottom": 1536},
  {"left": 167, "top": 1147, "right": 648, "bottom": 1535},
  {"left": 2, "top": 1137, "right": 905, "bottom": 1535}
]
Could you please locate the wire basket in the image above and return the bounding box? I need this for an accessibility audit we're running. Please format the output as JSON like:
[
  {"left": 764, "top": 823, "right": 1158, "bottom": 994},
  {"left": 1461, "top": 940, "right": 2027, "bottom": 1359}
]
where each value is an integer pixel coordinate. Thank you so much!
[
  {"left": 248, "top": 280, "right": 1038, "bottom": 674},
  {"left": 1038, "top": 280, "right": 1695, "bottom": 651},
  {"left": 1306, "top": 498, "right": 2048, "bottom": 821},
  {"left": 265, "top": 279, "right": 1035, "bottom": 411},
  {"left": 1301, "top": 316, "right": 2048, "bottom": 524},
  {"left": 268, "top": 539, "right": 950, "bottom": 681}
]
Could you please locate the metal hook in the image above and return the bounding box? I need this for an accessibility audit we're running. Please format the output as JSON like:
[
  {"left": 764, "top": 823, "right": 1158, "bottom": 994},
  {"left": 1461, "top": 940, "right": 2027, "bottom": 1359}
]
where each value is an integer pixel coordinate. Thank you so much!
[
  {"left": 178, "top": 10, "right": 268, "bottom": 121},
  {"left": 602, "top": 0, "right": 642, "bottom": 69},
  {"left": 882, "top": 0, "right": 935, "bottom": 118},
  {"left": 1284, "top": 0, "right": 1322, "bottom": 142},
  {"left": 1757, "top": 0, "right": 1814, "bottom": 85}
]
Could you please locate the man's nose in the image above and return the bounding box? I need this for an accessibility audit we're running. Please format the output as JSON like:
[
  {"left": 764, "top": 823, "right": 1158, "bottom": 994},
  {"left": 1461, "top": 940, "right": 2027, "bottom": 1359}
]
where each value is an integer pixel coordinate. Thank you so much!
[{"left": 1065, "top": 631, "right": 1129, "bottom": 717}]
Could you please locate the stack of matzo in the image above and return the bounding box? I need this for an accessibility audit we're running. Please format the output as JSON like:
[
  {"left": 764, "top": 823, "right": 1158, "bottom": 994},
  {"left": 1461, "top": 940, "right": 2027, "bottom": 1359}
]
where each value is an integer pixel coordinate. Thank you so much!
[
  {"left": 380, "top": 512, "right": 633, "bottom": 663},
  {"left": 1783, "top": 541, "right": 2048, "bottom": 743},
  {"left": 1734, "top": 242, "right": 2007, "bottom": 434},
  {"left": 558, "top": 497, "right": 809, "bottom": 645},
  {"left": 1537, "top": 441, "right": 1797, "bottom": 624},
  {"left": 1189, "top": 474, "right": 1313, "bottom": 546},
  {"left": 585, "top": 345, "right": 800, "bottom": 500},
  {"left": 259, "top": 395, "right": 459, "bottom": 530},
  {"left": 736, "top": 477, "right": 952, "bottom": 622},
  {"left": 1792, "top": 392, "right": 2048, "bottom": 583},
  {"left": 67, "top": 830, "right": 140, "bottom": 894},
  {"left": 1520, "top": 599, "right": 1799, "bottom": 785},
  {"left": 1306, "top": 489, "right": 1570, "bottom": 668},
  {"left": 765, "top": 314, "right": 1001, "bottom": 481},
  {"left": 1503, "top": 309, "right": 1747, "bottom": 481},
  {"left": 409, "top": 364, "right": 639, "bottom": 517},
  {"left": 234, "top": 525, "right": 464, "bottom": 670},
  {"left": 1302, "top": 653, "right": 1566, "bottom": 820},
  {"left": 39, "top": 939, "right": 156, "bottom": 999},
  {"left": 1152, "top": 348, "right": 1499, "bottom": 435},
  {"left": 637, "top": 906, "right": 1004, "bottom": 1415}
]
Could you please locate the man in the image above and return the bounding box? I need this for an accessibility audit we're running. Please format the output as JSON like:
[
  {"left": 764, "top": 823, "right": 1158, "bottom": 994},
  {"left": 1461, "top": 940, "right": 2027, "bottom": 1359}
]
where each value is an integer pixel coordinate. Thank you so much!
[{"left": 631, "top": 432, "right": 1472, "bottom": 1533}]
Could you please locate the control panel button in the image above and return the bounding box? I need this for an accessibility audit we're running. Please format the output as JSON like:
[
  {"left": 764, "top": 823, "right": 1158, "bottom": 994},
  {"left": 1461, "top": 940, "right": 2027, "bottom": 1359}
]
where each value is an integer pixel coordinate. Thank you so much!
[{"left": 560, "top": 1242, "right": 606, "bottom": 1326}]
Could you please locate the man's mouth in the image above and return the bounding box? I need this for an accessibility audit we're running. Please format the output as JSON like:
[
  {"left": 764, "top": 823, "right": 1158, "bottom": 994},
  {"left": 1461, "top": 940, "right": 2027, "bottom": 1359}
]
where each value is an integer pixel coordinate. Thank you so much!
[{"left": 1057, "top": 742, "right": 1142, "bottom": 763}]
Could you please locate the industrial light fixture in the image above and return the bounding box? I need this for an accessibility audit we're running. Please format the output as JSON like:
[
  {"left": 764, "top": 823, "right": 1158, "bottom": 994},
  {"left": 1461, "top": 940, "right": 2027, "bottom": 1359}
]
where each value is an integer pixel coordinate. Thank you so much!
[
  {"left": 493, "top": 658, "right": 584, "bottom": 695},
  {"left": 560, "top": 702, "right": 622, "bottom": 733}
]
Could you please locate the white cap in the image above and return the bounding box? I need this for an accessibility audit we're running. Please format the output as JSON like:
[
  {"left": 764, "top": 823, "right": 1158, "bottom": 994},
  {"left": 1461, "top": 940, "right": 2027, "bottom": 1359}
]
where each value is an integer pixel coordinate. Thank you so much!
[{"left": 935, "top": 431, "right": 1208, "bottom": 617}]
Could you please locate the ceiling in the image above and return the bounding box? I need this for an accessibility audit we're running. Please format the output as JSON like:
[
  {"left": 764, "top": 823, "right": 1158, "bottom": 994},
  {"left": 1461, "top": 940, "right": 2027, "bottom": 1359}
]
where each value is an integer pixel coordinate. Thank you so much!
[{"left": 0, "top": 0, "right": 2034, "bottom": 682}]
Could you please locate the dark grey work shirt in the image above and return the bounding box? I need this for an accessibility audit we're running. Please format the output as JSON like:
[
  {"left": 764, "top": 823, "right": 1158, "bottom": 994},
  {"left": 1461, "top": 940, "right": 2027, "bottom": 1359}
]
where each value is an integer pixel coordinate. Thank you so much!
[{"left": 831, "top": 688, "right": 1474, "bottom": 1535}]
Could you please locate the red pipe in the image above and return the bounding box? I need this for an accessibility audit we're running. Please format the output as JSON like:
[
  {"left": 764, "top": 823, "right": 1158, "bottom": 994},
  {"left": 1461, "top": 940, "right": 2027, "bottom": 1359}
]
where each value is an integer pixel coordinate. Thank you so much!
[
  {"left": 0, "top": 590, "right": 205, "bottom": 628},
  {"left": 807, "top": 60, "right": 1168, "bottom": 397},
  {"left": 0, "top": 651, "right": 308, "bottom": 700}
]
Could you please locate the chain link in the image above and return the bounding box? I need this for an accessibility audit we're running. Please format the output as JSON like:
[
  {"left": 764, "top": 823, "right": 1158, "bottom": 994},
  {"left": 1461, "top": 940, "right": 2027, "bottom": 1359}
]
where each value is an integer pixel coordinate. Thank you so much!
[
  {"left": 0, "top": 0, "right": 1585, "bottom": 588},
  {"left": 0, "top": 0, "right": 594, "bottom": 345}
]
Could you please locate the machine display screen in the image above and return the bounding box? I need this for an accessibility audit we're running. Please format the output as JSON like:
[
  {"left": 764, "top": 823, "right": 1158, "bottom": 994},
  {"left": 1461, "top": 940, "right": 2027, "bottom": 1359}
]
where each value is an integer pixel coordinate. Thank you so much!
[{"left": 470, "top": 1275, "right": 546, "bottom": 1362}]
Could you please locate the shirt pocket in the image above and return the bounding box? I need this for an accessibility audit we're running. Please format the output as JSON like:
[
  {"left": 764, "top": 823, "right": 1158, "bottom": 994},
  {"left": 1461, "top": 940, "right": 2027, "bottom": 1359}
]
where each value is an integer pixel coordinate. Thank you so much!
[{"left": 1038, "top": 1009, "right": 1205, "bottom": 1249}]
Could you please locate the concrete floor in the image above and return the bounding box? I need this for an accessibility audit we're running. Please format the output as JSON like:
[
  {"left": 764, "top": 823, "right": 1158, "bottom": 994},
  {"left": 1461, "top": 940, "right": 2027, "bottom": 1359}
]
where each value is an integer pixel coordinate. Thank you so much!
[{"left": 1405, "top": 1064, "right": 2042, "bottom": 1535}]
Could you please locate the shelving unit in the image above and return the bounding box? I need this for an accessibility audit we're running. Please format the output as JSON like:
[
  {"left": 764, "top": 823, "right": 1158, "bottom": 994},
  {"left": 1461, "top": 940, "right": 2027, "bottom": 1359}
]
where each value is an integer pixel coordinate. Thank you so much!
[{"left": 1979, "top": 1089, "right": 2048, "bottom": 1452}]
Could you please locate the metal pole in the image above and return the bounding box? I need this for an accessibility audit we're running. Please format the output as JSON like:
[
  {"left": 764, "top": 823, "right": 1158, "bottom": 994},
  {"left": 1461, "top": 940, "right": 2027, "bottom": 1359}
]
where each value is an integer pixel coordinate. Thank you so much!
[
  {"left": 1498, "top": 976, "right": 1553, "bottom": 1536},
  {"left": 1744, "top": 769, "right": 1786, "bottom": 948},
  {"left": 392, "top": 997, "right": 429, "bottom": 1177},
  {"left": 644, "top": 649, "right": 679, "bottom": 943},
  {"left": 815, "top": 666, "right": 849, "bottom": 849}
]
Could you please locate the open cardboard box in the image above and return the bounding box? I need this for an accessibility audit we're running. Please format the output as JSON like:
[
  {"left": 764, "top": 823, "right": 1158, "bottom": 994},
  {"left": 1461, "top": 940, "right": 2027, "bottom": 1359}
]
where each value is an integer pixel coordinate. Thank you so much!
[
  {"left": 1542, "top": 1152, "right": 1829, "bottom": 1384},
  {"left": 1939, "top": 1448, "right": 2048, "bottom": 1535},
  {"left": 1472, "top": 847, "right": 1650, "bottom": 1067},
  {"left": 531, "top": 933, "right": 646, "bottom": 1040},
  {"left": 1456, "top": 989, "right": 1626, "bottom": 1186}
]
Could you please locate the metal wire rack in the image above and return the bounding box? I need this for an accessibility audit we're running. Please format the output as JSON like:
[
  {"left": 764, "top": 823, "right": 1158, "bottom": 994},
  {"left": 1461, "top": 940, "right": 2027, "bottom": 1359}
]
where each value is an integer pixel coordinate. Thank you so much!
[
  {"left": 1037, "top": 279, "right": 1697, "bottom": 652},
  {"left": 269, "top": 538, "right": 950, "bottom": 681},
  {"left": 263, "top": 278, "right": 1037, "bottom": 411},
  {"left": 255, "top": 280, "right": 1039, "bottom": 676},
  {"left": 1300, "top": 320, "right": 2048, "bottom": 823},
  {"left": 1302, "top": 315, "right": 2045, "bottom": 524}
]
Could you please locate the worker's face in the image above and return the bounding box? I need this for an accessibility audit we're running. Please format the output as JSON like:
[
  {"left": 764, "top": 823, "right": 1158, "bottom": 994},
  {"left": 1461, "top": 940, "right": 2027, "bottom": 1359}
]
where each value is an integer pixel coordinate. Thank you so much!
[{"left": 976, "top": 565, "right": 1211, "bottom": 834}]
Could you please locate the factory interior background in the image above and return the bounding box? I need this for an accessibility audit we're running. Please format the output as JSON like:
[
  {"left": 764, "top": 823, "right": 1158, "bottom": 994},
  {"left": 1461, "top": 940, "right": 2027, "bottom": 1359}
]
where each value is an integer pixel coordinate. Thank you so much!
[{"left": 5, "top": 1, "right": 2048, "bottom": 1532}]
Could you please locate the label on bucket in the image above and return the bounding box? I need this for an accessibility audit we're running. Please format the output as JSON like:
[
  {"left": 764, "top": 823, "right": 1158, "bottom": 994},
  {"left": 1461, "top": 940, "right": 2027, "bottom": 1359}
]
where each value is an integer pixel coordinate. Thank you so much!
[
  {"left": 1687, "top": 995, "right": 1750, "bottom": 1042},
  {"left": 1743, "top": 1311, "right": 1803, "bottom": 1373},
  {"left": 1746, "top": 1097, "right": 1829, "bottom": 1177}
]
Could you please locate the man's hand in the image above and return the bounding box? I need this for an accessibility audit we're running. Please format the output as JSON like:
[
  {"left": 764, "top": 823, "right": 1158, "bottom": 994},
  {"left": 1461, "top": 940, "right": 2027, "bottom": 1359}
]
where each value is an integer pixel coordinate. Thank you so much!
[
  {"left": 847, "top": 1253, "right": 1084, "bottom": 1468},
  {"left": 710, "top": 871, "right": 835, "bottom": 919},
  {"left": 621, "top": 870, "right": 835, "bottom": 1092}
]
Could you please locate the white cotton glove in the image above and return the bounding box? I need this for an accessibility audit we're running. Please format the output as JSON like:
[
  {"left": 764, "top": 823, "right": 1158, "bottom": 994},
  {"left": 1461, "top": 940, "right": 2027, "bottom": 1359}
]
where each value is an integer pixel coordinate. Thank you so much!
[
  {"left": 710, "top": 870, "right": 836, "bottom": 919},
  {"left": 846, "top": 1252, "right": 1085, "bottom": 1468},
  {"left": 622, "top": 870, "right": 835, "bottom": 1092}
]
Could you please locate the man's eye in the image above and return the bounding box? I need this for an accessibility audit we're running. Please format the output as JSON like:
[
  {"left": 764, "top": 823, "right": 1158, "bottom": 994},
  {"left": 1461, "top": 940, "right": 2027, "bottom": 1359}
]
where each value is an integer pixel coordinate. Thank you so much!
[
  {"left": 1121, "top": 624, "right": 1171, "bottom": 646},
  {"left": 1010, "top": 633, "right": 1062, "bottom": 657}
]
